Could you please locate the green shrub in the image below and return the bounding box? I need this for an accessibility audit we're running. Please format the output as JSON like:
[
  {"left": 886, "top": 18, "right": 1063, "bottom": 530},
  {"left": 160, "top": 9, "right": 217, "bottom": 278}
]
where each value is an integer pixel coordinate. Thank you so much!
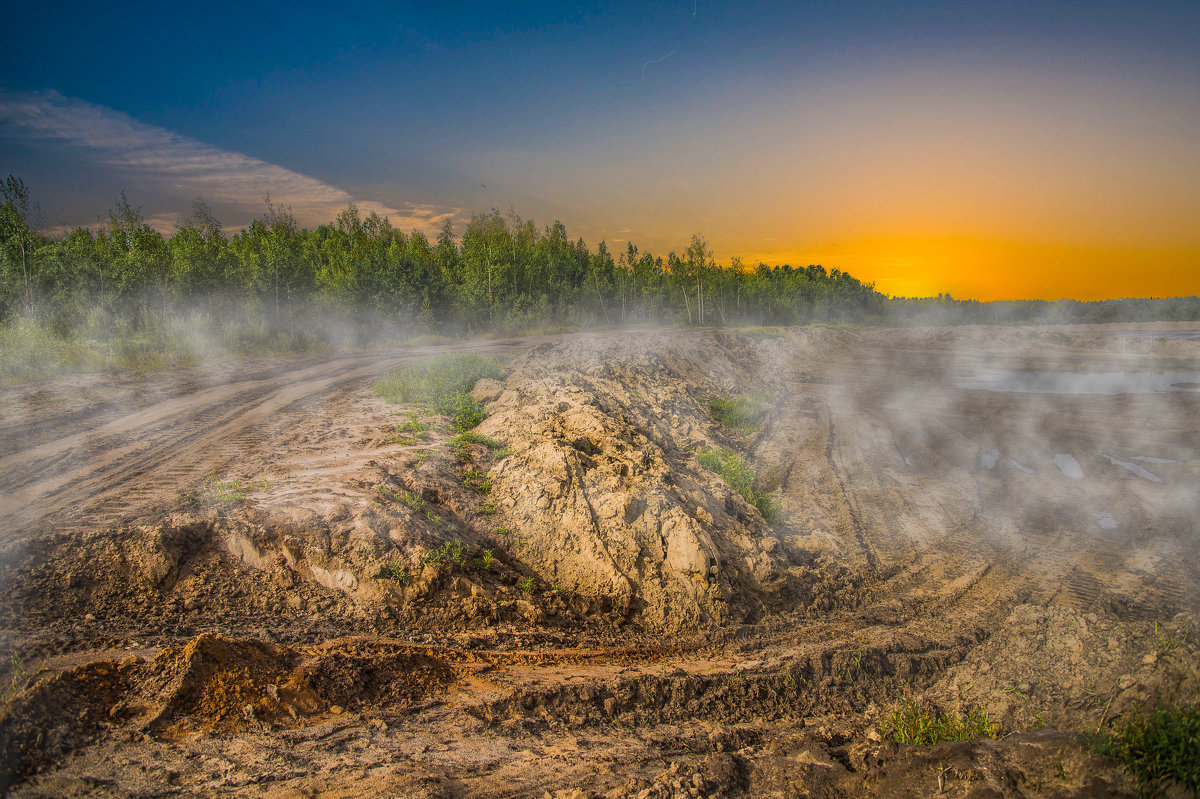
[
  {"left": 697, "top": 447, "right": 781, "bottom": 522},
  {"left": 881, "top": 695, "right": 999, "bottom": 745},
  {"left": 1086, "top": 705, "right": 1200, "bottom": 796}
]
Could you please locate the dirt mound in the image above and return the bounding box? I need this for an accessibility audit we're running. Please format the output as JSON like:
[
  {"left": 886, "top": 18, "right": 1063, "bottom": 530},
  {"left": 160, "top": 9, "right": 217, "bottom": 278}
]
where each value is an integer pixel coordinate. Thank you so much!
[
  {"left": 0, "top": 659, "right": 136, "bottom": 793},
  {"left": 474, "top": 330, "right": 806, "bottom": 632}
]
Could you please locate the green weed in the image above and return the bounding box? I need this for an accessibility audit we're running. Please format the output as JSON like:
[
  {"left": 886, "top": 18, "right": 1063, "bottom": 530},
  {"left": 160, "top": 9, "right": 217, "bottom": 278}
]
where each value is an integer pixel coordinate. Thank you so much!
[
  {"left": 184, "top": 473, "right": 271, "bottom": 507},
  {"left": 880, "top": 695, "right": 999, "bottom": 745},
  {"left": 461, "top": 468, "right": 492, "bottom": 494},
  {"left": 375, "top": 354, "right": 502, "bottom": 431},
  {"left": 4, "top": 652, "right": 49, "bottom": 702},
  {"left": 382, "top": 562, "right": 412, "bottom": 586},
  {"left": 473, "top": 549, "right": 495, "bottom": 572},
  {"left": 437, "top": 391, "right": 486, "bottom": 431},
  {"left": 706, "top": 393, "right": 770, "bottom": 433},
  {"left": 421, "top": 538, "right": 468, "bottom": 571},
  {"left": 518, "top": 576, "right": 536, "bottom": 595},
  {"left": 1154, "top": 622, "right": 1181, "bottom": 655},
  {"left": 1084, "top": 705, "right": 1200, "bottom": 797},
  {"left": 449, "top": 431, "right": 507, "bottom": 459},
  {"left": 696, "top": 447, "right": 782, "bottom": 522}
]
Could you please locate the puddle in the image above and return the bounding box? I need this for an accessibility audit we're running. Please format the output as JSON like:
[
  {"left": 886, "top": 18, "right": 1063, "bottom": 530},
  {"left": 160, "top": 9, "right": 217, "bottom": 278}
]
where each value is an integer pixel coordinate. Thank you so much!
[
  {"left": 980, "top": 450, "right": 1001, "bottom": 470},
  {"left": 1100, "top": 452, "right": 1163, "bottom": 483},
  {"left": 956, "top": 371, "right": 1200, "bottom": 394},
  {"left": 1053, "top": 454, "right": 1084, "bottom": 479},
  {"left": 1008, "top": 458, "right": 1034, "bottom": 474},
  {"left": 1091, "top": 511, "right": 1119, "bottom": 529}
]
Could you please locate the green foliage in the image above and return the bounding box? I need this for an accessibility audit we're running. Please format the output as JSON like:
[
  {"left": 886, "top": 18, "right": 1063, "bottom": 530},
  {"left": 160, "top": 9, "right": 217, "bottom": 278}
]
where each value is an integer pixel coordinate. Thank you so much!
[
  {"left": 1086, "top": 705, "right": 1200, "bottom": 797},
  {"left": 881, "top": 695, "right": 999, "bottom": 745},
  {"left": 437, "top": 391, "right": 487, "bottom": 431},
  {"left": 374, "top": 354, "right": 503, "bottom": 406},
  {"left": 385, "top": 411, "right": 433, "bottom": 444},
  {"left": 706, "top": 392, "right": 770, "bottom": 433},
  {"left": 697, "top": 447, "right": 782, "bottom": 522},
  {"left": 421, "top": 538, "right": 468, "bottom": 571},
  {"left": 451, "top": 431, "right": 507, "bottom": 450},
  {"left": 460, "top": 468, "right": 492, "bottom": 494},
  {"left": 382, "top": 562, "right": 412, "bottom": 586},
  {"left": 518, "top": 576, "right": 536, "bottom": 595},
  {"left": 473, "top": 549, "right": 495, "bottom": 572},
  {"left": 1154, "top": 622, "right": 1181, "bottom": 656},
  {"left": 375, "top": 353, "right": 503, "bottom": 431}
]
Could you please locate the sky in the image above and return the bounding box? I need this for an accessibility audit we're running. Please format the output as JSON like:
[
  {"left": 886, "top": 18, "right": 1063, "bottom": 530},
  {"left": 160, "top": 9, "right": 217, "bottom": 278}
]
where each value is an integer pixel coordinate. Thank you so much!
[{"left": 1, "top": 0, "right": 1197, "bottom": 301}]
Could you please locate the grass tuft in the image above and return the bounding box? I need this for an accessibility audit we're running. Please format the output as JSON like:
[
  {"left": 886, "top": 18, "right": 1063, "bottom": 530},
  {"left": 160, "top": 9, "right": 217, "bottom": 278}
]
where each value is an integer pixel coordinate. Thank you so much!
[
  {"left": 880, "top": 695, "right": 999, "bottom": 745},
  {"left": 1085, "top": 705, "right": 1200, "bottom": 797},
  {"left": 374, "top": 354, "right": 503, "bottom": 432},
  {"left": 697, "top": 447, "right": 781, "bottom": 522},
  {"left": 706, "top": 392, "right": 770, "bottom": 433}
]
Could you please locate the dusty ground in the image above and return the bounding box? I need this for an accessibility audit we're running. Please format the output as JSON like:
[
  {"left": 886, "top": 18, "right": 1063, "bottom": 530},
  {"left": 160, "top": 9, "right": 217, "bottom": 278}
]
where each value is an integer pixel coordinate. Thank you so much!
[{"left": 0, "top": 323, "right": 1197, "bottom": 797}]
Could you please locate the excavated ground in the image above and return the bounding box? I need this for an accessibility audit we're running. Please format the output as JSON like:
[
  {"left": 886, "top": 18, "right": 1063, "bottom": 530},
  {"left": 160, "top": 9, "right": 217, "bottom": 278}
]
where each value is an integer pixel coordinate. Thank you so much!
[{"left": 0, "top": 323, "right": 1197, "bottom": 797}]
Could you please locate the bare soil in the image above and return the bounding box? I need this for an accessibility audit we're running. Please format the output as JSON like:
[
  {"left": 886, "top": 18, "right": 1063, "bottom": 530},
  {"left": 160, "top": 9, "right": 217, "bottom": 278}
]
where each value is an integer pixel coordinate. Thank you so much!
[{"left": 0, "top": 323, "right": 1197, "bottom": 797}]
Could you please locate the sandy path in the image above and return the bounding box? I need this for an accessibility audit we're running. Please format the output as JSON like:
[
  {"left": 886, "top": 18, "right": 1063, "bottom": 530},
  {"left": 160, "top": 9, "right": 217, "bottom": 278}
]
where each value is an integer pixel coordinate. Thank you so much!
[{"left": 0, "top": 338, "right": 540, "bottom": 539}]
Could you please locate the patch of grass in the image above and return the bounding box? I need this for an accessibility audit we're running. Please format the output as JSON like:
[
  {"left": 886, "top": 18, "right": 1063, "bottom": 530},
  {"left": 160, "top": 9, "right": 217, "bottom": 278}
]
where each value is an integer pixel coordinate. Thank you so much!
[
  {"left": 880, "top": 695, "right": 999, "bottom": 745},
  {"left": 1085, "top": 705, "right": 1200, "bottom": 797},
  {"left": 449, "top": 431, "right": 508, "bottom": 459},
  {"left": 706, "top": 393, "right": 770, "bottom": 433},
  {"left": 461, "top": 468, "right": 492, "bottom": 494},
  {"left": 4, "top": 651, "right": 50, "bottom": 702},
  {"left": 1154, "top": 622, "right": 1181, "bottom": 656},
  {"left": 479, "top": 501, "right": 497, "bottom": 516},
  {"left": 696, "top": 447, "right": 781, "bottom": 522},
  {"left": 421, "top": 538, "right": 468, "bottom": 571},
  {"left": 374, "top": 354, "right": 503, "bottom": 431},
  {"left": 382, "top": 562, "right": 412, "bottom": 586},
  {"left": 436, "top": 391, "right": 487, "bottom": 431},
  {"left": 384, "top": 411, "right": 433, "bottom": 444},
  {"left": 473, "top": 549, "right": 495, "bottom": 572},
  {"left": 518, "top": 576, "right": 536, "bottom": 595},
  {"left": 743, "top": 326, "right": 786, "bottom": 339},
  {"left": 184, "top": 473, "right": 271, "bottom": 507}
]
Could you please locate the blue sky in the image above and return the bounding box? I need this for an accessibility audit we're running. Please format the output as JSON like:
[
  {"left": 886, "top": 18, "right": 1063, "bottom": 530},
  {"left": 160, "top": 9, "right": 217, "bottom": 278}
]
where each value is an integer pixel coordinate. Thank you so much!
[{"left": 2, "top": 1, "right": 1198, "bottom": 297}]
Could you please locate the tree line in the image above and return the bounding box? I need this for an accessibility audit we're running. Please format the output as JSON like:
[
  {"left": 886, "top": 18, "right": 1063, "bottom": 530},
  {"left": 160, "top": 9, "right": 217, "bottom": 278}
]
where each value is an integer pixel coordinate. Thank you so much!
[
  {"left": 2, "top": 176, "right": 1194, "bottom": 341},
  {"left": 0, "top": 177, "right": 883, "bottom": 336}
]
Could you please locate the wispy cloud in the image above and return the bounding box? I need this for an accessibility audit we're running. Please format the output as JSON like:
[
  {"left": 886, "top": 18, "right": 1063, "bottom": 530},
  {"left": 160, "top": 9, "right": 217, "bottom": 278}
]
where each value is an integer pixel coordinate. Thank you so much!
[{"left": 0, "top": 89, "right": 457, "bottom": 234}]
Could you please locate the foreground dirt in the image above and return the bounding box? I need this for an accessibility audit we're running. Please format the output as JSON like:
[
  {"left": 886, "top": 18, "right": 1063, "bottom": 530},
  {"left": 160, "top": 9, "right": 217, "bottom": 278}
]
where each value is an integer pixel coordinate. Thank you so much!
[{"left": 0, "top": 323, "right": 1197, "bottom": 797}]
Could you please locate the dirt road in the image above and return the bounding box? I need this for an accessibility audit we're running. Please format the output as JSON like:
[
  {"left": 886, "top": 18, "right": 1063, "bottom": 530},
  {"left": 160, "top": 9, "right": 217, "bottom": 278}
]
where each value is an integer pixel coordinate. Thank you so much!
[
  {"left": 0, "top": 338, "right": 544, "bottom": 539},
  {"left": 1, "top": 323, "right": 1197, "bottom": 797}
]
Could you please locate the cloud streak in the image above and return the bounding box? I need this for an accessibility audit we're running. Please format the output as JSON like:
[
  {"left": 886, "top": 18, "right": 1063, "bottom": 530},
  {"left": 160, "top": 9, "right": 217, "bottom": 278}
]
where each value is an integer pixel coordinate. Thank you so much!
[{"left": 0, "top": 89, "right": 457, "bottom": 235}]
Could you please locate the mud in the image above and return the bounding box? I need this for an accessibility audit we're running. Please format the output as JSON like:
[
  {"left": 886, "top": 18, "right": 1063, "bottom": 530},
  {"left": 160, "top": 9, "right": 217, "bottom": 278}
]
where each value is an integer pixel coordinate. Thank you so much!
[{"left": 0, "top": 322, "right": 1197, "bottom": 796}]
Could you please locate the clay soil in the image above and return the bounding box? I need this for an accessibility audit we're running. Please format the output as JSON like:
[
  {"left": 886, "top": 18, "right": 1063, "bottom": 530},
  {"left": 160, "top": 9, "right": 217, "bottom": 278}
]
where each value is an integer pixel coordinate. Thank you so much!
[{"left": 0, "top": 323, "right": 1197, "bottom": 797}]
